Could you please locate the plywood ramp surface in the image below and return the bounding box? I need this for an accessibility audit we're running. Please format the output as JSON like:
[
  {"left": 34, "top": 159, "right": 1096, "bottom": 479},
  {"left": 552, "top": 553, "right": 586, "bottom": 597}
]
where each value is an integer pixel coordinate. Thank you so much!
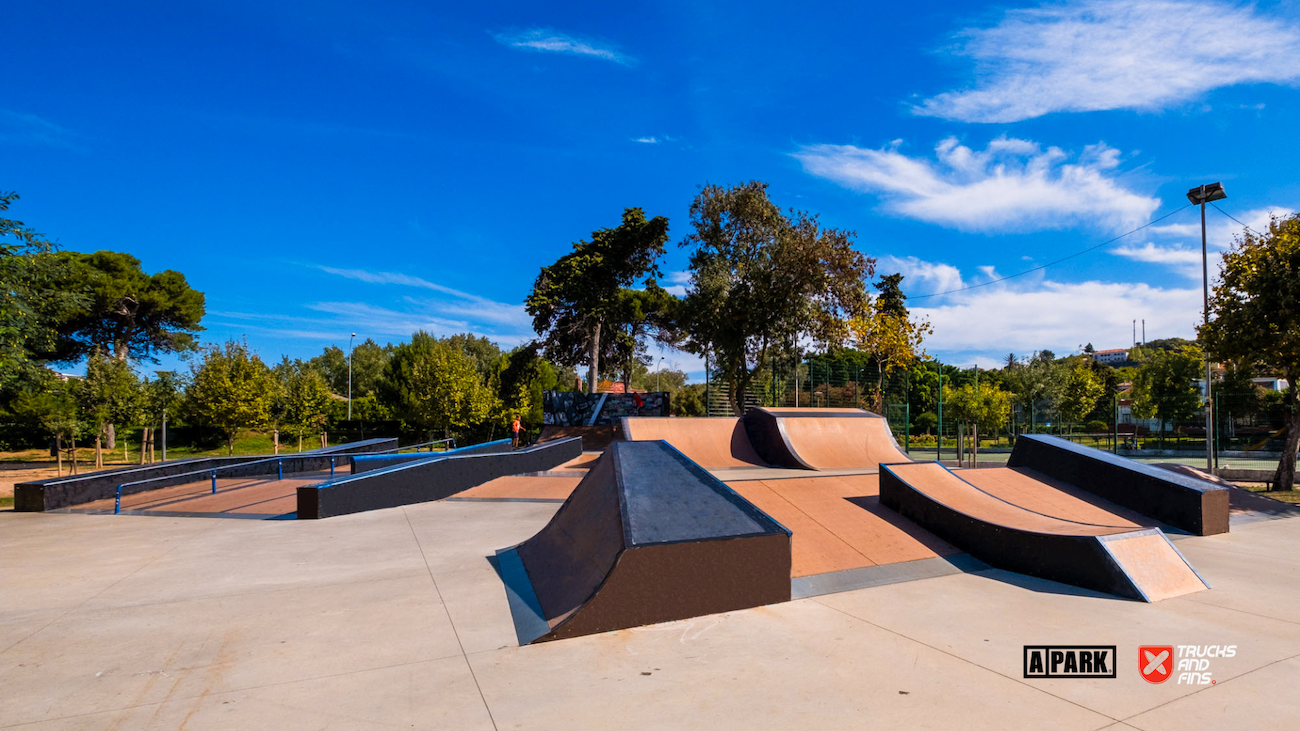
[
  {"left": 960, "top": 467, "right": 1154, "bottom": 529},
  {"left": 777, "top": 417, "right": 909, "bottom": 470},
  {"left": 622, "top": 417, "right": 766, "bottom": 469},
  {"left": 1101, "top": 533, "right": 1207, "bottom": 601},
  {"left": 726, "top": 474, "right": 956, "bottom": 578},
  {"left": 887, "top": 463, "right": 1131, "bottom": 536}
]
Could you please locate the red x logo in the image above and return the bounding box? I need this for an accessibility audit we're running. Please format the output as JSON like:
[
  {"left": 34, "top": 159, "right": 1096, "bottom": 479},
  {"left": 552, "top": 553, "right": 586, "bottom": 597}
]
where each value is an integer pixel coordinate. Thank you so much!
[{"left": 1140, "top": 646, "right": 1174, "bottom": 684}]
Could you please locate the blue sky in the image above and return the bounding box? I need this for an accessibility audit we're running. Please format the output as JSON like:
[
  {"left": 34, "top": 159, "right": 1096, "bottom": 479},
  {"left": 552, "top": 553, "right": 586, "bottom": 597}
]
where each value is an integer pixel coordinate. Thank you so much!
[{"left": 7, "top": 0, "right": 1300, "bottom": 379}]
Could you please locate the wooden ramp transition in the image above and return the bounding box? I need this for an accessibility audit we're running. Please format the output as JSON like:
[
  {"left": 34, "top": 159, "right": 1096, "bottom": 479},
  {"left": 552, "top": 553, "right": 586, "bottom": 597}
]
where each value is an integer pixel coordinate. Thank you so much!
[
  {"left": 621, "top": 416, "right": 767, "bottom": 469},
  {"left": 742, "top": 407, "right": 911, "bottom": 471},
  {"left": 880, "top": 462, "right": 1207, "bottom": 602}
]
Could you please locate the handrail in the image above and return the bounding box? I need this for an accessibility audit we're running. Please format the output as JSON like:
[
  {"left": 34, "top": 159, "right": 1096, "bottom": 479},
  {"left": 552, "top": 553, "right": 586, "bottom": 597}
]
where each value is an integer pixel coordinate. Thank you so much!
[
  {"left": 372, "top": 438, "right": 456, "bottom": 455},
  {"left": 113, "top": 452, "right": 350, "bottom": 515}
]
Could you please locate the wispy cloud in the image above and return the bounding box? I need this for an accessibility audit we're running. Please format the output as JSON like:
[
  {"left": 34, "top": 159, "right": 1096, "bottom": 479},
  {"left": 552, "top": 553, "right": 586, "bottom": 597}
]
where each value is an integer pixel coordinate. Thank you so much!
[
  {"left": 313, "top": 265, "right": 533, "bottom": 340},
  {"left": 794, "top": 136, "right": 1158, "bottom": 232},
  {"left": 0, "top": 110, "right": 82, "bottom": 150},
  {"left": 1111, "top": 242, "right": 1202, "bottom": 278},
  {"left": 493, "top": 28, "right": 633, "bottom": 65},
  {"left": 1112, "top": 206, "right": 1298, "bottom": 278},
  {"left": 632, "top": 136, "right": 659, "bottom": 144},
  {"left": 915, "top": 0, "right": 1300, "bottom": 123}
]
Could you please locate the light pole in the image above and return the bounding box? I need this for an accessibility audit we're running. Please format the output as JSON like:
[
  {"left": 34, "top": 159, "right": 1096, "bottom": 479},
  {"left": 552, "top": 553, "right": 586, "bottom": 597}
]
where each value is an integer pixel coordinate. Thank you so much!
[
  {"left": 1187, "top": 182, "right": 1227, "bottom": 474},
  {"left": 656, "top": 356, "right": 665, "bottom": 391},
  {"left": 347, "top": 333, "right": 357, "bottom": 421}
]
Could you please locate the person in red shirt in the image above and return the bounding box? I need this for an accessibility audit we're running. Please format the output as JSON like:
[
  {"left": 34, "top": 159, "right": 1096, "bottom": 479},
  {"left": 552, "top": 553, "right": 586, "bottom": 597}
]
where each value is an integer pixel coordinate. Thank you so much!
[{"left": 511, "top": 415, "right": 522, "bottom": 448}]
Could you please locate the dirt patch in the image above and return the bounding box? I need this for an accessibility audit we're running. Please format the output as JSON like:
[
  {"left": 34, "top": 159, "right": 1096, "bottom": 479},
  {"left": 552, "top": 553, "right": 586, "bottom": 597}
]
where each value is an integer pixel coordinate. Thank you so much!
[{"left": 0, "top": 462, "right": 62, "bottom": 498}]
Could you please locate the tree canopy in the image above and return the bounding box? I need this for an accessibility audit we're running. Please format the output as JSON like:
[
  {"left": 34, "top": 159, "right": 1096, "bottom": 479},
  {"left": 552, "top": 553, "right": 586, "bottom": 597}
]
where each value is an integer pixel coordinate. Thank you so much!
[
  {"left": 1202, "top": 212, "right": 1300, "bottom": 488},
  {"left": 185, "top": 340, "right": 276, "bottom": 454},
  {"left": 526, "top": 208, "right": 669, "bottom": 394},
  {"left": 43, "top": 250, "right": 205, "bottom": 363},
  {"left": 676, "top": 181, "right": 874, "bottom": 415}
]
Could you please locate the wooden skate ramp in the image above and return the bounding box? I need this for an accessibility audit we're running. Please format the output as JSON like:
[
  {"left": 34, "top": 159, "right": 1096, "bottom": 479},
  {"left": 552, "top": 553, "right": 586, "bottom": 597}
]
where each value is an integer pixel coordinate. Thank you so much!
[
  {"left": 880, "top": 462, "right": 1207, "bottom": 602},
  {"left": 1008, "top": 435, "right": 1230, "bottom": 535},
  {"left": 500, "top": 441, "right": 790, "bottom": 643},
  {"left": 621, "top": 417, "right": 767, "bottom": 469},
  {"left": 743, "top": 407, "right": 909, "bottom": 471}
]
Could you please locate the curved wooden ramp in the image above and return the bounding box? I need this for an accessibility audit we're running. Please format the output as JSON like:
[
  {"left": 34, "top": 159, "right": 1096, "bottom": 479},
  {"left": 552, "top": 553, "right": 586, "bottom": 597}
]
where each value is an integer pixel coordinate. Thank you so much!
[
  {"left": 499, "top": 440, "right": 791, "bottom": 643},
  {"left": 743, "top": 407, "right": 910, "bottom": 470},
  {"left": 621, "top": 417, "right": 768, "bottom": 469},
  {"left": 879, "top": 462, "right": 1207, "bottom": 602}
]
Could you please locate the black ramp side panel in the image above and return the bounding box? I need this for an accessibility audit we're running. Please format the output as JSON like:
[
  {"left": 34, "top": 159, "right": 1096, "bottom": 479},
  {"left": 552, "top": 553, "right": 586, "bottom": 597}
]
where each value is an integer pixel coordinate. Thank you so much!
[
  {"left": 1008, "top": 435, "right": 1230, "bottom": 535},
  {"left": 742, "top": 408, "right": 811, "bottom": 469},
  {"left": 515, "top": 454, "right": 625, "bottom": 623},
  {"left": 507, "top": 440, "right": 792, "bottom": 643}
]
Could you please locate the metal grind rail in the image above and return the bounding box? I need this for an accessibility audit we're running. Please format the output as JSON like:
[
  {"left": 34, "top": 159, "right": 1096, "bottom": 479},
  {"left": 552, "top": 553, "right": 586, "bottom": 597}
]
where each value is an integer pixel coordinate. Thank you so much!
[
  {"left": 114, "top": 453, "right": 346, "bottom": 514},
  {"left": 111, "top": 440, "right": 458, "bottom": 514},
  {"left": 372, "top": 438, "right": 456, "bottom": 455}
]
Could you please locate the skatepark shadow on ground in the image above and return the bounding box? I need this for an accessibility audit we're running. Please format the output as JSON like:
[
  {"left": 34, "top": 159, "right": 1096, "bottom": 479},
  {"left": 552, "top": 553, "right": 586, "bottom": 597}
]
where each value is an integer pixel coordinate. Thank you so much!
[{"left": 968, "top": 566, "right": 1125, "bottom": 601}]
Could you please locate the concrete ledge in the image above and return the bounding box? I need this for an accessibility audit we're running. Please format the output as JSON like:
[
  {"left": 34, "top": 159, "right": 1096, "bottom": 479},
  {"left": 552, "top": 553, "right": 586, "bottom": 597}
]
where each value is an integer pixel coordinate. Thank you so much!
[
  {"left": 297, "top": 437, "right": 583, "bottom": 519},
  {"left": 1008, "top": 435, "right": 1230, "bottom": 536},
  {"left": 13, "top": 438, "right": 396, "bottom": 511}
]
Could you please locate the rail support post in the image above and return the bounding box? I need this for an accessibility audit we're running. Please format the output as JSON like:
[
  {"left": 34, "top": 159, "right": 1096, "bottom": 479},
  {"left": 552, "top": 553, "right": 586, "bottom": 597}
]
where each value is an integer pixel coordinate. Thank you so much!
[
  {"left": 330, "top": 456, "right": 336, "bottom": 477},
  {"left": 278, "top": 458, "right": 283, "bottom": 480},
  {"left": 211, "top": 470, "right": 217, "bottom": 494},
  {"left": 114, "top": 487, "right": 121, "bottom": 515}
]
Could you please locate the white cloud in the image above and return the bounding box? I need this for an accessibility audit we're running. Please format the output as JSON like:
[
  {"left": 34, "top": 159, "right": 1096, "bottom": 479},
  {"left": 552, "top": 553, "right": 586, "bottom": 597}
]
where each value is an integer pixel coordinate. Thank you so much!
[
  {"left": 877, "top": 255, "right": 965, "bottom": 295},
  {"left": 1148, "top": 223, "right": 1199, "bottom": 237},
  {"left": 915, "top": 0, "right": 1300, "bottom": 123},
  {"left": 904, "top": 271, "right": 1200, "bottom": 364},
  {"left": 0, "top": 109, "right": 82, "bottom": 149},
  {"left": 632, "top": 136, "right": 659, "bottom": 144},
  {"left": 794, "top": 136, "right": 1158, "bottom": 232},
  {"left": 662, "top": 270, "right": 691, "bottom": 296},
  {"left": 493, "top": 28, "right": 632, "bottom": 65},
  {"left": 1111, "top": 242, "right": 1201, "bottom": 275}
]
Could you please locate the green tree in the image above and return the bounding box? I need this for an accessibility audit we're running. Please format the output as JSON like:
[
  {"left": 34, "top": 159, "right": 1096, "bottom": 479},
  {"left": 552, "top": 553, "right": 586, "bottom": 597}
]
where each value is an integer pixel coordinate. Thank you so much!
[
  {"left": 527, "top": 208, "right": 670, "bottom": 394},
  {"left": 850, "top": 273, "right": 932, "bottom": 412},
  {"left": 1059, "top": 358, "right": 1104, "bottom": 429},
  {"left": 1129, "top": 345, "right": 1202, "bottom": 449},
  {"left": 275, "top": 360, "right": 334, "bottom": 451},
  {"left": 13, "top": 376, "right": 84, "bottom": 474},
  {"left": 382, "top": 332, "right": 497, "bottom": 440},
  {"left": 0, "top": 192, "right": 86, "bottom": 400},
  {"left": 943, "top": 381, "right": 1012, "bottom": 460},
  {"left": 1201, "top": 213, "right": 1300, "bottom": 488},
  {"left": 185, "top": 340, "right": 276, "bottom": 454},
  {"left": 676, "top": 181, "right": 873, "bottom": 415},
  {"left": 1002, "top": 351, "right": 1066, "bottom": 431},
  {"left": 671, "top": 384, "right": 706, "bottom": 417},
  {"left": 44, "top": 250, "right": 205, "bottom": 363},
  {"left": 444, "top": 333, "right": 503, "bottom": 376},
  {"left": 608, "top": 283, "right": 677, "bottom": 392},
  {"left": 78, "top": 351, "right": 143, "bottom": 467},
  {"left": 310, "top": 339, "right": 391, "bottom": 398},
  {"left": 494, "top": 344, "right": 560, "bottom": 432}
]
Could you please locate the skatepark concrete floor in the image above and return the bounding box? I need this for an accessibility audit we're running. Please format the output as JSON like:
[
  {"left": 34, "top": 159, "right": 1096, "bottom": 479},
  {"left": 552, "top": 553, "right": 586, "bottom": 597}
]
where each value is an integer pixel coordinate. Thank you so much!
[{"left": 4, "top": 498, "right": 1300, "bottom": 729}]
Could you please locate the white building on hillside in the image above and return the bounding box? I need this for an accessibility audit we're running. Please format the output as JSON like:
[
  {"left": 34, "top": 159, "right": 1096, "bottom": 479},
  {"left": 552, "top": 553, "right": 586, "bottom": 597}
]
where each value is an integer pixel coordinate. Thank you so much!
[{"left": 1091, "top": 348, "right": 1129, "bottom": 365}]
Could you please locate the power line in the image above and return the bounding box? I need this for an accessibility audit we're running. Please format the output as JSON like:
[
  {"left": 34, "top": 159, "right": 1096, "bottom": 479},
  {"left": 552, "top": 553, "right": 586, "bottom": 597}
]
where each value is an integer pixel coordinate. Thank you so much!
[
  {"left": 909, "top": 203, "right": 1194, "bottom": 300},
  {"left": 1209, "top": 202, "right": 1263, "bottom": 237}
]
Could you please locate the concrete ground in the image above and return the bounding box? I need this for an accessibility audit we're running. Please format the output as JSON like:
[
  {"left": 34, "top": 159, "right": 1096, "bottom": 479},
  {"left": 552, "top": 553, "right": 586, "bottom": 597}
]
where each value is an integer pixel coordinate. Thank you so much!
[{"left": 3, "top": 498, "right": 1299, "bottom": 729}]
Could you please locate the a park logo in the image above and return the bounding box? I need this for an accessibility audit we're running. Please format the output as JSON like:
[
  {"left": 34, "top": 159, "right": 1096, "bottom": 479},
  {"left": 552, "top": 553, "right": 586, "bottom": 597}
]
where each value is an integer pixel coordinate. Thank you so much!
[
  {"left": 1142, "top": 645, "right": 1235, "bottom": 685},
  {"left": 1139, "top": 646, "right": 1174, "bottom": 684},
  {"left": 1023, "top": 646, "right": 1116, "bottom": 678}
]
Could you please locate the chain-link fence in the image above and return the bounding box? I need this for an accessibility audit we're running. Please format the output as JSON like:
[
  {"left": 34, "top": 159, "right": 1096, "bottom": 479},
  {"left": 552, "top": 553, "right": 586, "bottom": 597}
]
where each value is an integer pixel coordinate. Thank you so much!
[{"left": 699, "top": 356, "right": 1294, "bottom": 477}]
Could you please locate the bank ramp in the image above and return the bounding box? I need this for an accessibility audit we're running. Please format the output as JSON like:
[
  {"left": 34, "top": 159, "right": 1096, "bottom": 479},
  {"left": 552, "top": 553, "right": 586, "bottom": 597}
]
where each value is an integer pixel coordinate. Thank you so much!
[
  {"left": 621, "top": 417, "right": 767, "bottom": 469},
  {"left": 880, "top": 462, "right": 1207, "bottom": 602},
  {"left": 498, "top": 440, "right": 791, "bottom": 643},
  {"left": 743, "top": 407, "right": 910, "bottom": 470}
]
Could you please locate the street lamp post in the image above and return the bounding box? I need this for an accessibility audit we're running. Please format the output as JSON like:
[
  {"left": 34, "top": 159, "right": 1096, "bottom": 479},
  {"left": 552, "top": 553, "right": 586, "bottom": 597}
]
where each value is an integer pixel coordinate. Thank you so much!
[
  {"left": 347, "top": 333, "right": 357, "bottom": 421},
  {"left": 656, "top": 356, "right": 665, "bottom": 391},
  {"left": 1187, "top": 183, "right": 1227, "bottom": 474}
]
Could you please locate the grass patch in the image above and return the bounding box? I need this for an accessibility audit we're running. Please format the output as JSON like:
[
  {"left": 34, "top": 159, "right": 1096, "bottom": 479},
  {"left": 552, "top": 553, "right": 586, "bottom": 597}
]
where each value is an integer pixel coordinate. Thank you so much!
[
  {"left": 1244, "top": 484, "right": 1300, "bottom": 504},
  {"left": 0, "top": 496, "right": 13, "bottom": 509}
]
